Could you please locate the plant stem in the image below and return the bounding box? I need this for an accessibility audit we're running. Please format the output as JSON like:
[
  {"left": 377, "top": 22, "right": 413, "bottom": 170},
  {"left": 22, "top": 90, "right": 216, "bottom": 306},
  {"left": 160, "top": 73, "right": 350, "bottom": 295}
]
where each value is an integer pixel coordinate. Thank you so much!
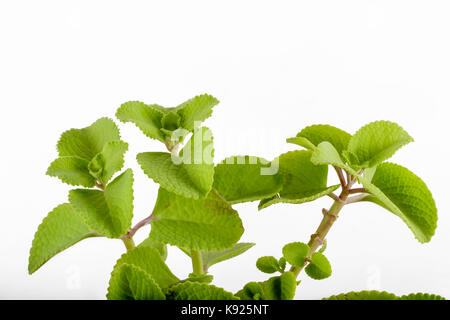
[
  {"left": 121, "top": 237, "right": 136, "bottom": 251},
  {"left": 191, "top": 250, "right": 204, "bottom": 276}
]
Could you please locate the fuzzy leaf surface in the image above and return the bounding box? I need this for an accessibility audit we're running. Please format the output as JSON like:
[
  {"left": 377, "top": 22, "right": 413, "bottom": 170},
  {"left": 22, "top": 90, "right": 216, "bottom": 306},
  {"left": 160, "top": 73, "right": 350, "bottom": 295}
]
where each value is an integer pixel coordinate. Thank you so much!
[
  {"left": 345, "top": 121, "right": 413, "bottom": 168},
  {"left": 256, "top": 256, "right": 280, "bottom": 274},
  {"left": 57, "top": 117, "right": 121, "bottom": 161},
  {"left": 282, "top": 242, "right": 310, "bottom": 268},
  {"left": 305, "top": 252, "right": 332, "bottom": 280},
  {"left": 46, "top": 156, "right": 96, "bottom": 187},
  {"left": 167, "top": 281, "right": 238, "bottom": 300},
  {"left": 137, "top": 127, "right": 214, "bottom": 199},
  {"left": 213, "top": 156, "right": 282, "bottom": 204},
  {"left": 106, "top": 264, "right": 165, "bottom": 300},
  {"left": 28, "top": 204, "right": 98, "bottom": 274},
  {"left": 323, "top": 290, "right": 397, "bottom": 300},
  {"left": 150, "top": 188, "right": 243, "bottom": 251},
  {"left": 69, "top": 169, "right": 134, "bottom": 238},
  {"left": 88, "top": 140, "right": 128, "bottom": 185},
  {"left": 173, "top": 94, "right": 219, "bottom": 131}
]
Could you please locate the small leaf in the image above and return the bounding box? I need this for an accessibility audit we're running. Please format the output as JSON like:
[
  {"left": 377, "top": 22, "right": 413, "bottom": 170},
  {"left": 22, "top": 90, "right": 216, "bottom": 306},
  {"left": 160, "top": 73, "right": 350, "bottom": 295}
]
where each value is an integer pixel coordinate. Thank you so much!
[
  {"left": 46, "top": 156, "right": 96, "bottom": 187},
  {"left": 310, "top": 142, "right": 349, "bottom": 168},
  {"left": 116, "top": 101, "right": 165, "bottom": 142},
  {"left": 106, "top": 264, "right": 165, "bottom": 300},
  {"left": 213, "top": 156, "right": 283, "bottom": 204},
  {"left": 29, "top": 203, "right": 99, "bottom": 274},
  {"left": 69, "top": 169, "right": 134, "bottom": 238},
  {"left": 259, "top": 150, "right": 339, "bottom": 209},
  {"left": 150, "top": 188, "right": 244, "bottom": 251},
  {"left": 323, "top": 290, "right": 398, "bottom": 300},
  {"left": 167, "top": 282, "right": 238, "bottom": 300},
  {"left": 137, "top": 127, "right": 214, "bottom": 199},
  {"left": 173, "top": 94, "right": 219, "bottom": 131},
  {"left": 161, "top": 111, "right": 181, "bottom": 131},
  {"left": 361, "top": 162, "right": 438, "bottom": 243},
  {"left": 112, "top": 246, "right": 179, "bottom": 289},
  {"left": 88, "top": 140, "right": 128, "bottom": 185},
  {"left": 256, "top": 256, "right": 280, "bottom": 274},
  {"left": 263, "top": 272, "right": 297, "bottom": 300},
  {"left": 282, "top": 242, "right": 310, "bottom": 268},
  {"left": 305, "top": 252, "right": 332, "bottom": 280},
  {"left": 235, "top": 282, "right": 265, "bottom": 300},
  {"left": 278, "top": 257, "right": 287, "bottom": 272},
  {"left": 287, "top": 124, "right": 352, "bottom": 154},
  {"left": 57, "top": 117, "right": 121, "bottom": 161},
  {"left": 345, "top": 121, "right": 413, "bottom": 168}
]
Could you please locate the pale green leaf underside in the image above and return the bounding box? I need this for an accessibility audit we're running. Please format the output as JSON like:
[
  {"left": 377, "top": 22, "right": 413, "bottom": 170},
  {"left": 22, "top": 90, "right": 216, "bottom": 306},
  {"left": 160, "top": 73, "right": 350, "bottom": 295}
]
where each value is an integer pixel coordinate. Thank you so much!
[
  {"left": 150, "top": 188, "right": 244, "bottom": 251},
  {"left": 288, "top": 124, "right": 352, "bottom": 154},
  {"left": 282, "top": 242, "right": 310, "bottom": 268},
  {"left": 28, "top": 203, "right": 99, "bottom": 274},
  {"left": 116, "top": 101, "right": 165, "bottom": 142},
  {"left": 259, "top": 150, "right": 337, "bottom": 210},
  {"left": 345, "top": 120, "right": 413, "bottom": 168},
  {"left": 113, "top": 246, "right": 179, "bottom": 289},
  {"left": 305, "top": 252, "right": 332, "bottom": 280},
  {"left": 88, "top": 140, "right": 128, "bottom": 185},
  {"left": 213, "top": 156, "right": 283, "bottom": 204},
  {"left": 106, "top": 264, "right": 165, "bottom": 300},
  {"left": 167, "top": 281, "right": 238, "bottom": 300},
  {"left": 361, "top": 162, "right": 437, "bottom": 243},
  {"left": 57, "top": 117, "right": 121, "bottom": 161},
  {"left": 69, "top": 169, "right": 134, "bottom": 238},
  {"left": 137, "top": 127, "right": 214, "bottom": 199},
  {"left": 202, "top": 243, "right": 255, "bottom": 269},
  {"left": 46, "top": 156, "right": 96, "bottom": 187}
]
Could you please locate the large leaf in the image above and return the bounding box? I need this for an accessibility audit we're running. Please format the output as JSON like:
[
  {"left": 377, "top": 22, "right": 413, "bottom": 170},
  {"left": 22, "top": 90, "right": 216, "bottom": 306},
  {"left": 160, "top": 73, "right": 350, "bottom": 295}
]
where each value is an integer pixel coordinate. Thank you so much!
[
  {"left": 69, "top": 169, "right": 134, "bottom": 238},
  {"left": 57, "top": 117, "right": 121, "bottom": 161},
  {"left": 173, "top": 94, "right": 219, "bottom": 131},
  {"left": 287, "top": 124, "right": 352, "bottom": 154},
  {"left": 167, "top": 281, "right": 238, "bottom": 300},
  {"left": 137, "top": 127, "right": 214, "bottom": 199},
  {"left": 28, "top": 203, "right": 99, "bottom": 274},
  {"left": 116, "top": 101, "right": 165, "bottom": 142},
  {"left": 259, "top": 150, "right": 339, "bottom": 210},
  {"left": 149, "top": 188, "right": 244, "bottom": 251},
  {"left": 88, "top": 140, "right": 128, "bottom": 185},
  {"left": 344, "top": 121, "right": 413, "bottom": 168},
  {"left": 46, "top": 156, "right": 96, "bottom": 187},
  {"left": 106, "top": 264, "right": 165, "bottom": 300},
  {"left": 112, "top": 246, "right": 179, "bottom": 289},
  {"left": 213, "top": 156, "right": 283, "bottom": 204},
  {"left": 361, "top": 163, "right": 437, "bottom": 243}
]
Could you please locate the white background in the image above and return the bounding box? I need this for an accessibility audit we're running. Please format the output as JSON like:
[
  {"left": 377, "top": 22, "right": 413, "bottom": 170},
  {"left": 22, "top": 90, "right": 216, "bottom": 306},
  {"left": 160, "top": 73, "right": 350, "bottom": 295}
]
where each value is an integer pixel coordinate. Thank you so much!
[{"left": 1, "top": 1, "right": 449, "bottom": 299}]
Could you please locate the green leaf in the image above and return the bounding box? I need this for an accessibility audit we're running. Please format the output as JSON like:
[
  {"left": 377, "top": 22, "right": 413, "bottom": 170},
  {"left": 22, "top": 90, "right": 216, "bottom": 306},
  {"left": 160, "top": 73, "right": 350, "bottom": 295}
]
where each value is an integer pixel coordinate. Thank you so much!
[
  {"left": 28, "top": 203, "right": 99, "bottom": 274},
  {"left": 88, "top": 140, "right": 128, "bottom": 185},
  {"left": 69, "top": 169, "right": 134, "bottom": 238},
  {"left": 256, "top": 256, "right": 280, "bottom": 274},
  {"left": 345, "top": 121, "right": 413, "bottom": 168},
  {"left": 112, "top": 246, "right": 179, "bottom": 289},
  {"left": 138, "top": 235, "right": 168, "bottom": 261},
  {"left": 323, "top": 290, "right": 398, "bottom": 300},
  {"left": 263, "top": 272, "right": 297, "bottom": 300},
  {"left": 287, "top": 124, "right": 352, "bottom": 154},
  {"left": 167, "top": 281, "right": 238, "bottom": 300},
  {"left": 235, "top": 282, "right": 265, "bottom": 300},
  {"left": 183, "top": 273, "right": 214, "bottom": 284},
  {"left": 201, "top": 243, "right": 255, "bottom": 270},
  {"left": 173, "top": 94, "right": 219, "bottom": 131},
  {"left": 305, "top": 252, "right": 332, "bottom": 280},
  {"left": 213, "top": 156, "right": 283, "bottom": 204},
  {"left": 46, "top": 156, "right": 96, "bottom": 187},
  {"left": 310, "top": 142, "right": 349, "bottom": 168},
  {"left": 57, "top": 117, "right": 121, "bottom": 161},
  {"left": 361, "top": 162, "right": 438, "bottom": 243},
  {"left": 278, "top": 257, "right": 287, "bottom": 272},
  {"left": 106, "top": 264, "right": 166, "bottom": 300},
  {"left": 258, "top": 150, "right": 339, "bottom": 210},
  {"left": 282, "top": 242, "right": 310, "bottom": 268},
  {"left": 399, "top": 293, "right": 446, "bottom": 300},
  {"left": 116, "top": 101, "right": 165, "bottom": 142},
  {"left": 150, "top": 188, "right": 244, "bottom": 251},
  {"left": 137, "top": 127, "right": 214, "bottom": 199},
  {"left": 161, "top": 111, "right": 181, "bottom": 131}
]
